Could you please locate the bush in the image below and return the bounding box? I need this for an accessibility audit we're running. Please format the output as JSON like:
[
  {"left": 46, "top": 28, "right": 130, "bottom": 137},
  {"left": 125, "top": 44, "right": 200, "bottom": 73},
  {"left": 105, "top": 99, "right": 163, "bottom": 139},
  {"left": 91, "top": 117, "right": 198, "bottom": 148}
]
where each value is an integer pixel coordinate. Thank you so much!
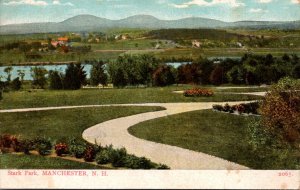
[
  {"left": 33, "top": 137, "right": 52, "bottom": 156},
  {"left": 68, "top": 138, "right": 87, "bottom": 158},
  {"left": 0, "top": 134, "right": 17, "bottom": 148},
  {"left": 260, "top": 77, "right": 300, "bottom": 145},
  {"left": 55, "top": 143, "right": 68, "bottom": 156},
  {"left": 212, "top": 104, "right": 223, "bottom": 111},
  {"left": 124, "top": 154, "right": 155, "bottom": 169},
  {"left": 247, "top": 119, "right": 297, "bottom": 169},
  {"left": 184, "top": 88, "right": 214, "bottom": 97},
  {"left": 156, "top": 164, "right": 170, "bottom": 169},
  {"left": 223, "top": 103, "right": 231, "bottom": 112},
  {"left": 84, "top": 145, "right": 97, "bottom": 162},
  {"left": 95, "top": 149, "right": 110, "bottom": 165},
  {"left": 106, "top": 146, "right": 127, "bottom": 167},
  {"left": 20, "top": 139, "right": 34, "bottom": 155},
  {"left": 212, "top": 102, "right": 260, "bottom": 115},
  {"left": 10, "top": 77, "right": 22, "bottom": 91}
]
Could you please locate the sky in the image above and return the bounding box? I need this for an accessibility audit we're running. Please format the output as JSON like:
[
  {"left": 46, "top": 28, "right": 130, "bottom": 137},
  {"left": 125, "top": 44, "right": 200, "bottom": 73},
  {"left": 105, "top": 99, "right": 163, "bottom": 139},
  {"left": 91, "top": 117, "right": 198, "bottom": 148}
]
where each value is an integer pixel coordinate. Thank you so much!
[{"left": 0, "top": 0, "right": 299, "bottom": 25}]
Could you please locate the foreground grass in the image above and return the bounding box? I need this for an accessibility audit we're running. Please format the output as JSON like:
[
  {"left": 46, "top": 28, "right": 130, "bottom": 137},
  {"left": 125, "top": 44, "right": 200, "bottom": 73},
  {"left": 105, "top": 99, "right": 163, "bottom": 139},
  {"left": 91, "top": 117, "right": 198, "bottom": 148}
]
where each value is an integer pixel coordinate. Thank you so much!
[
  {"left": 129, "top": 110, "right": 298, "bottom": 169},
  {"left": 0, "top": 87, "right": 262, "bottom": 109},
  {"left": 0, "top": 106, "right": 164, "bottom": 141},
  {"left": 0, "top": 154, "right": 105, "bottom": 169}
]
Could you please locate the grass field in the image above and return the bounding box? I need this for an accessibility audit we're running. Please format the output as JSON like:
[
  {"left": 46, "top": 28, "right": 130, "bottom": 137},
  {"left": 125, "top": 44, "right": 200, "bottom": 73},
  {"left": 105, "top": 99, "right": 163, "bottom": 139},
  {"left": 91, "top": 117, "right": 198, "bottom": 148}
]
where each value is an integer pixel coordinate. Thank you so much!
[
  {"left": 73, "top": 39, "right": 173, "bottom": 50},
  {"left": 0, "top": 154, "right": 106, "bottom": 169},
  {"left": 0, "top": 106, "right": 163, "bottom": 141},
  {"left": 0, "top": 87, "right": 263, "bottom": 109},
  {"left": 153, "top": 48, "right": 300, "bottom": 60},
  {"left": 128, "top": 110, "right": 298, "bottom": 169},
  {"left": 0, "top": 50, "right": 124, "bottom": 66}
]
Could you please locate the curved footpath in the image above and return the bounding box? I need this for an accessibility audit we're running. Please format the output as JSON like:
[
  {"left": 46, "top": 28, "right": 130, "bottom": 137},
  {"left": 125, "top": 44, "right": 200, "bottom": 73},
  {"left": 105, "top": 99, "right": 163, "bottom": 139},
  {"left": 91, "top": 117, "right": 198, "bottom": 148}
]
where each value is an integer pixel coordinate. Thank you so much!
[
  {"left": 82, "top": 102, "right": 252, "bottom": 170},
  {"left": 1, "top": 101, "right": 256, "bottom": 169}
]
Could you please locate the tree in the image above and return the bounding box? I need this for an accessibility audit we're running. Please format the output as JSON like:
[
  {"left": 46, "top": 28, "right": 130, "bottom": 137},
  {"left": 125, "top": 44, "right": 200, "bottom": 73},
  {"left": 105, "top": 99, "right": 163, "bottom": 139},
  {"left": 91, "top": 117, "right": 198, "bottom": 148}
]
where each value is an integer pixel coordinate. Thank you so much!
[
  {"left": 63, "top": 63, "right": 86, "bottom": 90},
  {"left": 90, "top": 61, "right": 108, "bottom": 87},
  {"left": 31, "top": 67, "right": 48, "bottom": 89},
  {"left": 10, "top": 77, "right": 21, "bottom": 91},
  {"left": 152, "top": 65, "right": 175, "bottom": 87},
  {"left": 112, "top": 68, "right": 127, "bottom": 88},
  {"left": 17, "top": 70, "right": 25, "bottom": 82},
  {"left": 209, "top": 66, "right": 224, "bottom": 85},
  {"left": 49, "top": 70, "right": 63, "bottom": 90},
  {"left": 4, "top": 66, "right": 13, "bottom": 82},
  {"left": 292, "top": 63, "right": 300, "bottom": 79},
  {"left": 260, "top": 77, "right": 300, "bottom": 146}
]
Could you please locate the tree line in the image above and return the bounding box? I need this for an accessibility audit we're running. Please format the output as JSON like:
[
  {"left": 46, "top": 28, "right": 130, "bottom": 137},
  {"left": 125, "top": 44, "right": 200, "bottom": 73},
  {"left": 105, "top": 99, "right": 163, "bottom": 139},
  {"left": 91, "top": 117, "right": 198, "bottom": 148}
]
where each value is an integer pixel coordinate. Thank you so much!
[{"left": 0, "top": 53, "right": 299, "bottom": 94}]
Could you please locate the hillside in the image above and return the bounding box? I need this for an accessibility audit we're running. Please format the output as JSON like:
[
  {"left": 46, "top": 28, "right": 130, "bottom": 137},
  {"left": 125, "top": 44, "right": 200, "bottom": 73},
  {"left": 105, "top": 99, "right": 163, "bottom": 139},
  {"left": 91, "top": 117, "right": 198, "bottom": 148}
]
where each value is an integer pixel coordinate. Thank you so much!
[{"left": 0, "top": 14, "right": 299, "bottom": 34}]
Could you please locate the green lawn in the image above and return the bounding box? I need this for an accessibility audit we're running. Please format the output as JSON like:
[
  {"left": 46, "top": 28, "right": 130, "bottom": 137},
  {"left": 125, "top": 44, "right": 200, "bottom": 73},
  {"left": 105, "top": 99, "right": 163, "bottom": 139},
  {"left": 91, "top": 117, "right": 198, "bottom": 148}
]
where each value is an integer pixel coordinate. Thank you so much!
[
  {"left": 0, "top": 154, "right": 105, "bottom": 169},
  {"left": 128, "top": 109, "right": 298, "bottom": 169},
  {"left": 73, "top": 39, "right": 172, "bottom": 50},
  {"left": 0, "top": 87, "right": 262, "bottom": 109},
  {"left": 0, "top": 106, "right": 164, "bottom": 141}
]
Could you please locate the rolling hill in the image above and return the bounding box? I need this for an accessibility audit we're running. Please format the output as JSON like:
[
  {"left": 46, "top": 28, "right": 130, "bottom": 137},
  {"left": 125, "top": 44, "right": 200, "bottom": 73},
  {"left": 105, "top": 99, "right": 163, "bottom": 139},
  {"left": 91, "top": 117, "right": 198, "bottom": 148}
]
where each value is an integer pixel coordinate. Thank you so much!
[{"left": 0, "top": 14, "right": 299, "bottom": 34}]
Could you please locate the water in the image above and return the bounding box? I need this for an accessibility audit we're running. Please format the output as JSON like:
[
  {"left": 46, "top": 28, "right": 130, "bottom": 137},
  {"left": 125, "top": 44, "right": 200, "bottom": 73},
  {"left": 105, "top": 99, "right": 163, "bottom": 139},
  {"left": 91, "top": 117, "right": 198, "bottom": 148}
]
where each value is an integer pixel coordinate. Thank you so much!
[
  {"left": 0, "top": 64, "right": 92, "bottom": 81},
  {"left": 0, "top": 58, "right": 241, "bottom": 81},
  {"left": 166, "top": 62, "right": 192, "bottom": 68}
]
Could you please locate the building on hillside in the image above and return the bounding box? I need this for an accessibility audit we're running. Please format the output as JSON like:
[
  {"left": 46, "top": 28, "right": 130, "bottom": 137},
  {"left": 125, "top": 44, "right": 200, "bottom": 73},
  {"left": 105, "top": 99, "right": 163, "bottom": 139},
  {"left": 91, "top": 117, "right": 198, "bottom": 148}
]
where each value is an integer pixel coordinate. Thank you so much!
[
  {"left": 58, "top": 37, "right": 69, "bottom": 45},
  {"left": 192, "top": 40, "right": 201, "bottom": 48}
]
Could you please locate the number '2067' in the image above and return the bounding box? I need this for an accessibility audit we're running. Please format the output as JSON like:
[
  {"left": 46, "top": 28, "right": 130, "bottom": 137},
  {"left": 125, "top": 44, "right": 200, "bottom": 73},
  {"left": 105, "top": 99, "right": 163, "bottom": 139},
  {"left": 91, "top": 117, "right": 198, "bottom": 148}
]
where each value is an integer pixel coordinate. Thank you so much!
[{"left": 278, "top": 171, "right": 293, "bottom": 177}]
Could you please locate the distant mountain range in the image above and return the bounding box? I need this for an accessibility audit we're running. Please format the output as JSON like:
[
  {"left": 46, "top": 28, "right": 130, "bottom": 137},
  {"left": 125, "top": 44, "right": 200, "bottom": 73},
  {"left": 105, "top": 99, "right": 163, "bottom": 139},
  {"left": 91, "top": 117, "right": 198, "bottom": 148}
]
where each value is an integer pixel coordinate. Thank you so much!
[{"left": 0, "top": 14, "right": 299, "bottom": 34}]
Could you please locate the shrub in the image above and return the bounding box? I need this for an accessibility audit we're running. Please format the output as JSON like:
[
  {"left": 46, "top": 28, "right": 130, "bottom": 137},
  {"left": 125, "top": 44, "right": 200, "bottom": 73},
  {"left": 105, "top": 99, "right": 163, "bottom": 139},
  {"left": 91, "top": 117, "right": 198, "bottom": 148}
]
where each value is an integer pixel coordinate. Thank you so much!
[
  {"left": 260, "top": 77, "right": 300, "bottom": 145},
  {"left": 223, "top": 103, "right": 231, "bottom": 112},
  {"left": 184, "top": 88, "right": 214, "bottom": 97},
  {"left": 236, "top": 104, "right": 245, "bottom": 114},
  {"left": 84, "top": 145, "right": 97, "bottom": 162},
  {"left": 95, "top": 149, "right": 110, "bottom": 165},
  {"left": 33, "top": 137, "right": 52, "bottom": 156},
  {"left": 55, "top": 143, "right": 68, "bottom": 156},
  {"left": 0, "top": 134, "right": 16, "bottom": 148},
  {"left": 247, "top": 119, "right": 297, "bottom": 169},
  {"left": 156, "top": 164, "right": 170, "bottom": 169},
  {"left": 212, "top": 104, "right": 223, "bottom": 111},
  {"left": 68, "top": 139, "right": 87, "bottom": 158},
  {"left": 124, "top": 155, "right": 155, "bottom": 169},
  {"left": 10, "top": 77, "right": 22, "bottom": 91},
  {"left": 107, "top": 147, "right": 127, "bottom": 167},
  {"left": 20, "top": 139, "right": 34, "bottom": 155}
]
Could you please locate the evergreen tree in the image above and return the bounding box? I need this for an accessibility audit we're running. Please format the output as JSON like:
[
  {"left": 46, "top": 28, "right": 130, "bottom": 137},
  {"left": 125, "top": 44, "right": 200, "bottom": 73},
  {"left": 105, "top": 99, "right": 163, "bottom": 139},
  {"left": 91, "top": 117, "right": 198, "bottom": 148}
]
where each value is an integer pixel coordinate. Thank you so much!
[
  {"left": 90, "top": 61, "right": 108, "bottom": 87},
  {"left": 63, "top": 63, "right": 86, "bottom": 90},
  {"left": 10, "top": 77, "right": 22, "bottom": 90},
  {"left": 49, "top": 70, "right": 63, "bottom": 90}
]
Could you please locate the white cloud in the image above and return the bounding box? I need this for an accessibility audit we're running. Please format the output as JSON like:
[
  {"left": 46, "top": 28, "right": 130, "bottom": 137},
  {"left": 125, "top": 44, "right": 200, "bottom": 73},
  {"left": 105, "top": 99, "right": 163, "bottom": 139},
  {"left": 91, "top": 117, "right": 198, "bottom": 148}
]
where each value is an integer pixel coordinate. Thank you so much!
[
  {"left": 3, "top": 0, "right": 48, "bottom": 6},
  {"left": 171, "top": 0, "right": 245, "bottom": 8},
  {"left": 249, "top": 8, "right": 268, "bottom": 13},
  {"left": 52, "top": 0, "right": 74, "bottom": 6},
  {"left": 257, "top": 0, "right": 272, "bottom": 3},
  {"left": 291, "top": 0, "right": 300, "bottom": 4}
]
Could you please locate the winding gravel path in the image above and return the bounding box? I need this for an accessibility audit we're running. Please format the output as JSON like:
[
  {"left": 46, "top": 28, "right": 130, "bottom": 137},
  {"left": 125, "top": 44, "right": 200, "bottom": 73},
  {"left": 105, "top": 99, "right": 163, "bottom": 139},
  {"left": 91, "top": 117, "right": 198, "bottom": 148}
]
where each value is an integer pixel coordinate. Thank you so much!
[
  {"left": 82, "top": 102, "right": 252, "bottom": 169},
  {"left": 1, "top": 102, "right": 253, "bottom": 169}
]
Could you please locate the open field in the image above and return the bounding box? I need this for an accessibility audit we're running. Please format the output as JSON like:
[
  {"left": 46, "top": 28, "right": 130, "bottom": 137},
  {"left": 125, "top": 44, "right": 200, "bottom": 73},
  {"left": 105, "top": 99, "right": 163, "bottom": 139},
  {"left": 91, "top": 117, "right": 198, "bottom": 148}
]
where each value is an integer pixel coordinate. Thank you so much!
[
  {"left": 0, "top": 87, "right": 263, "bottom": 109},
  {"left": 0, "top": 106, "right": 163, "bottom": 141},
  {"left": 153, "top": 47, "right": 300, "bottom": 60},
  {"left": 128, "top": 109, "right": 299, "bottom": 169}
]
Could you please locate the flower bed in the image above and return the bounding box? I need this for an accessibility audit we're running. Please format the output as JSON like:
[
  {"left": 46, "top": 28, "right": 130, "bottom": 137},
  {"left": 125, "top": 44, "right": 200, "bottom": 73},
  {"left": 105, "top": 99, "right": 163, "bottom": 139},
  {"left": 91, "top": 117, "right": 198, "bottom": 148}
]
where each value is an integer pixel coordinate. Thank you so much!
[
  {"left": 184, "top": 88, "right": 214, "bottom": 97},
  {"left": 212, "top": 101, "right": 260, "bottom": 115},
  {"left": 0, "top": 134, "right": 170, "bottom": 170}
]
